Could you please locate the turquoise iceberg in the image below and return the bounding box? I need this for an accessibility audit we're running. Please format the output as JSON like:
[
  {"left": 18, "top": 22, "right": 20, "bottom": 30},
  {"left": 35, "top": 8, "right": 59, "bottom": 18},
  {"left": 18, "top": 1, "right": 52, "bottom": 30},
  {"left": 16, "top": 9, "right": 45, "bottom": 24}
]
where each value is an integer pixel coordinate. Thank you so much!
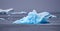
[{"left": 13, "top": 10, "right": 56, "bottom": 24}]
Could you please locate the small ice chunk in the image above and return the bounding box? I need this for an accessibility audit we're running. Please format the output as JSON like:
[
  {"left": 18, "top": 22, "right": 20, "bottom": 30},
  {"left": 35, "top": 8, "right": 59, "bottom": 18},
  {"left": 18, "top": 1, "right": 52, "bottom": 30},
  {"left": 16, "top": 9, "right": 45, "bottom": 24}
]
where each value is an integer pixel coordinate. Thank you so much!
[
  {"left": 0, "top": 18, "right": 5, "bottom": 20},
  {"left": 20, "top": 11, "right": 27, "bottom": 14},
  {"left": 11, "top": 11, "right": 27, "bottom": 14},
  {"left": 13, "top": 10, "right": 56, "bottom": 24}
]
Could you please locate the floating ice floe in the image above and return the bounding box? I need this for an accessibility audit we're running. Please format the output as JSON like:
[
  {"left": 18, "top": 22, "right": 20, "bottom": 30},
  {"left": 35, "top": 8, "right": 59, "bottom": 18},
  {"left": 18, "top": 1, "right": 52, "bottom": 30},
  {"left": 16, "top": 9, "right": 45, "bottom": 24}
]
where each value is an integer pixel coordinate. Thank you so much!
[
  {"left": 11, "top": 11, "right": 27, "bottom": 14},
  {"left": 13, "top": 10, "right": 56, "bottom": 24},
  {"left": 0, "top": 8, "right": 13, "bottom": 14}
]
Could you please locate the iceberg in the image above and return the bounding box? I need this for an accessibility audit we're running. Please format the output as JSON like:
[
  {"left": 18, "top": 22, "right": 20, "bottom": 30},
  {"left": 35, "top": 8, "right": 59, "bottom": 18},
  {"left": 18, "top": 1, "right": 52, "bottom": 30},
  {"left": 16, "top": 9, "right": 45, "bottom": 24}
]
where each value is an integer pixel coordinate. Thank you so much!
[{"left": 13, "top": 10, "right": 56, "bottom": 24}]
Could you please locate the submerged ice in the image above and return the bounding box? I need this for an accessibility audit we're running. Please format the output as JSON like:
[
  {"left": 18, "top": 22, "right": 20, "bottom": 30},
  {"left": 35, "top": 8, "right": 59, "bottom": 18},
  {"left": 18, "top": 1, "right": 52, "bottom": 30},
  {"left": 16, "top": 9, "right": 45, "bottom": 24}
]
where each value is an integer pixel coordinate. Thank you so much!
[{"left": 13, "top": 10, "right": 56, "bottom": 24}]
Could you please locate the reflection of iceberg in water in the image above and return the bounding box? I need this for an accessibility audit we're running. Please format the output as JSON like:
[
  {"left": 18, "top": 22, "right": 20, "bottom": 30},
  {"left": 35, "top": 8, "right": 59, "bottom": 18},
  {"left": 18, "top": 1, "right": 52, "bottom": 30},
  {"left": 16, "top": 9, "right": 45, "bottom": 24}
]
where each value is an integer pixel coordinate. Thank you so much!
[{"left": 13, "top": 10, "right": 56, "bottom": 24}]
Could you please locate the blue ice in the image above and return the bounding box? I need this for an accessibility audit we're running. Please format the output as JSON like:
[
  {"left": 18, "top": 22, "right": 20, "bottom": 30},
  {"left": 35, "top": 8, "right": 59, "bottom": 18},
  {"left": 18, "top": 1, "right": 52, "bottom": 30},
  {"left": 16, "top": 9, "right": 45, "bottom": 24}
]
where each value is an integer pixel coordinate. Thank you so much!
[{"left": 13, "top": 10, "right": 56, "bottom": 24}]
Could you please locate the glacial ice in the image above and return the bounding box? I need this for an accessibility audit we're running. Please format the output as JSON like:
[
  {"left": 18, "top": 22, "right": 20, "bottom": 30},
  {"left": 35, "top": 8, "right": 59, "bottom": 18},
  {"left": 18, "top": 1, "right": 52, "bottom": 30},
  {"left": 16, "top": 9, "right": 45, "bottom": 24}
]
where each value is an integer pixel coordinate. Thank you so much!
[{"left": 13, "top": 10, "right": 56, "bottom": 24}]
